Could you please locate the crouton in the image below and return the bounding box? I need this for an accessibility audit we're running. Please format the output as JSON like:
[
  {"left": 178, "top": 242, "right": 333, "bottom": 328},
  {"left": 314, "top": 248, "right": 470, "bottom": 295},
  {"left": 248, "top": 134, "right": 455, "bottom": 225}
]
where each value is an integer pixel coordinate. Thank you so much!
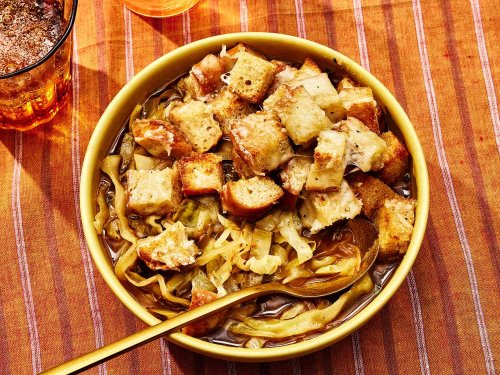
[
  {"left": 337, "top": 117, "right": 387, "bottom": 172},
  {"left": 338, "top": 86, "right": 381, "bottom": 133},
  {"left": 295, "top": 58, "right": 322, "bottom": 80},
  {"left": 280, "top": 156, "right": 313, "bottom": 195},
  {"left": 169, "top": 101, "right": 222, "bottom": 153},
  {"left": 131, "top": 119, "right": 193, "bottom": 159},
  {"left": 178, "top": 153, "right": 224, "bottom": 196},
  {"left": 182, "top": 289, "right": 227, "bottom": 337},
  {"left": 378, "top": 131, "right": 410, "bottom": 185},
  {"left": 230, "top": 112, "right": 293, "bottom": 175},
  {"left": 136, "top": 222, "right": 199, "bottom": 271},
  {"left": 221, "top": 176, "right": 284, "bottom": 217},
  {"left": 374, "top": 197, "right": 416, "bottom": 258},
  {"left": 190, "top": 54, "right": 225, "bottom": 96},
  {"left": 226, "top": 43, "right": 268, "bottom": 60},
  {"left": 126, "top": 167, "right": 182, "bottom": 216},
  {"left": 336, "top": 77, "right": 356, "bottom": 92},
  {"left": 347, "top": 173, "right": 398, "bottom": 219},
  {"left": 268, "top": 62, "right": 298, "bottom": 93},
  {"left": 228, "top": 52, "right": 277, "bottom": 103},
  {"left": 290, "top": 73, "right": 345, "bottom": 122},
  {"left": 305, "top": 130, "right": 347, "bottom": 191},
  {"left": 231, "top": 148, "right": 255, "bottom": 179},
  {"left": 264, "top": 85, "right": 333, "bottom": 145},
  {"left": 210, "top": 88, "right": 251, "bottom": 135},
  {"left": 299, "top": 180, "right": 362, "bottom": 233}
]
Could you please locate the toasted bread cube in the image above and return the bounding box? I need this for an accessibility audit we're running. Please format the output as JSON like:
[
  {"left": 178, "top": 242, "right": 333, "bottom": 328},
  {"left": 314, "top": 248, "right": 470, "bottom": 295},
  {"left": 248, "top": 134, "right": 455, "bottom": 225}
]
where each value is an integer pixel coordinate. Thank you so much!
[
  {"left": 182, "top": 289, "right": 227, "bottom": 337},
  {"left": 170, "top": 101, "right": 222, "bottom": 153},
  {"left": 210, "top": 88, "right": 251, "bottom": 135},
  {"left": 226, "top": 43, "right": 267, "bottom": 59},
  {"left": 347, "top": 173, "right": 398, "bottom": 218},
  {"left": 280, "top": 156, "right": 313, "bottom": 195},
  {"left": 231, "top": 148, "right": 255, "bottom": 179},
  {"left": 290, "top": 73, "right": 345, "bottom": 122},
  {"left": 336, "top": 77, "right": 356, "bottom": 92},
  {"left": 230, "top": 112, "right": 294, "bottom": 175},
  {"left": 221, "top": 176, "right": 284, "bottom": 217},
  {"left": 190, "top": 54, "right": 225, "bottom": 96},
  {"left": 126, "top": 168, "right": 181, "bottom": 216},
  {"left": 228, "top": 52, "right": 277, "bottom": 103},
  {"left": 268, "top": 63, "right": 298, "bottom": 93},
  {"left": 299, "top": 180, "right": 362, "bottom": 233},
  {"left": 178, "top": 153, "right": 224, "bottom": 196},
  {"left": 306, "top": 130, "right": 347, "bottom": 191},
  {"left": 136, "top": 222, "right": 199, "bottom": 271},
  {"left": 378, "top": 131, "right": 410, "bottom": 185},
  {"left": 375, "top": 197, "right": 416, "bottom": 258},
  {"left": 131, "top": 119, "right": 193, "bottom": 159},
  {"left": 338, "top": 86, "right": 381, "bottom": 133},
  {"left": 264, "top": 85, "right": 333, "bottom": 145},
  {"left": 337, "top": 117, "right": 387, "bottom": 172},
  {"left": 295, "top": 58, "right": 322, "bottom": 80}
]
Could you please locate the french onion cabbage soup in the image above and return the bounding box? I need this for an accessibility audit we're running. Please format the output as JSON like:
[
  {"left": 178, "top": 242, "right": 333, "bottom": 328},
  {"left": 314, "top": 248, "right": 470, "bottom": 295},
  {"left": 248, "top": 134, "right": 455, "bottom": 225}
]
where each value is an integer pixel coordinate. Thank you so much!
[{"left": 94, "top": 44, "right": 416, "bottom": 348}]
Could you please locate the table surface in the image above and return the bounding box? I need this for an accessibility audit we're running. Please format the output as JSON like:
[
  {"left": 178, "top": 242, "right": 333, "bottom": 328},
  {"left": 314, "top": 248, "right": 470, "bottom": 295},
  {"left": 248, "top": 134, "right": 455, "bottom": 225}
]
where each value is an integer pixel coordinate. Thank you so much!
[{"left": 0, "top": 0, "right": 499, "bottom": 374}]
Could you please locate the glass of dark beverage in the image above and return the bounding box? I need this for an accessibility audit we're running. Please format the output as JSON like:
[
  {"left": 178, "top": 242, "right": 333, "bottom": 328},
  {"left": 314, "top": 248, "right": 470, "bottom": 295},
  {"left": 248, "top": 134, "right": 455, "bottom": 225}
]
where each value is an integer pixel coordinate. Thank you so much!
[{"left": 0, "top": 0, "right": 78, "bottom": 131}]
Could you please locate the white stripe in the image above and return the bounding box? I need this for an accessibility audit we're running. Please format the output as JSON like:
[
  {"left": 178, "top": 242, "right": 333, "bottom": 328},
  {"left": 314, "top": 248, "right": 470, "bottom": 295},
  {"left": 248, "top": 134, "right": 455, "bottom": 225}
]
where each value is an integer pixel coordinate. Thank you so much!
[
  {"left": 294, "top": 0, "right": 307, "bottom": 38},
  {"left": 412, "top": 2, "right": 495, "bottom": 374},
  {"left": 291, "top": 357, "right": 302, "bottom": 375},
  {"left": 239, "top": 0, "right": 248, "bottom": 32},
  {"left": 160, "top": 338, "right": 172, "bottom": 375},
  {"left": 11, "top": 132, "right": 42, "bottom": 374},
  {"left": 469, "top": 0, "right": 500, "bottom": 154},
  {"left": 182, "top": 10, "right": 192, "bottom": 45},
  {"left": 123, "top": 6, "right": 135, "bottom": 82},
  {"left": 71, "top": 31, "right": 107, "bottom": 375},
  {"left": 352, "top": 0, "right": 370, "bottom": 71},
  {"left": 351, "top": 331, "right": 365, "bottom": 375},
  {"left": 407, "top": 271, "right": 430, "bottom": 375}
]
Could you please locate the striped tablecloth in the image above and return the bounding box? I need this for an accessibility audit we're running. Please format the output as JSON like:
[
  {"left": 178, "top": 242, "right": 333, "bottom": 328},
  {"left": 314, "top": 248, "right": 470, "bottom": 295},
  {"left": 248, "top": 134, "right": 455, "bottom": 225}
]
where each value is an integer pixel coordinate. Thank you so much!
[{"left": 0, "top": 0, "right": 499, "bottom": 373}]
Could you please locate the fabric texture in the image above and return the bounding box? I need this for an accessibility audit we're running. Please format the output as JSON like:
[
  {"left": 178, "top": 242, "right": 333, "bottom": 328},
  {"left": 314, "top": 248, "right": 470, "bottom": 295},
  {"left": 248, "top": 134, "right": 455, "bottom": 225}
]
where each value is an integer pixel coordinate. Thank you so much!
[{"left": 0, "top": 0, "right": 499, "bottom": 373}]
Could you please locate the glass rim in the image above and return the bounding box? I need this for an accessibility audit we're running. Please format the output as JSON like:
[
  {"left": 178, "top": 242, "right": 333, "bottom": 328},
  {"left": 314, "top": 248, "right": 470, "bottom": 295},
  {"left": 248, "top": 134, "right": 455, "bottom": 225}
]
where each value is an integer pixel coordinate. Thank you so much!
[{"left": 0, "top": 0, "right": 79, "bottom": 80}]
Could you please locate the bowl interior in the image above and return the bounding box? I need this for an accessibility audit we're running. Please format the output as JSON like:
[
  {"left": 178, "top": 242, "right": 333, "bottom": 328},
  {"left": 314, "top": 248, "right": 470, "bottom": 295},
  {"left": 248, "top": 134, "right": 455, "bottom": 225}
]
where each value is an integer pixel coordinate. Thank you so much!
[{"left": 80, "top": 32, "right": 429, "bottom": 362}]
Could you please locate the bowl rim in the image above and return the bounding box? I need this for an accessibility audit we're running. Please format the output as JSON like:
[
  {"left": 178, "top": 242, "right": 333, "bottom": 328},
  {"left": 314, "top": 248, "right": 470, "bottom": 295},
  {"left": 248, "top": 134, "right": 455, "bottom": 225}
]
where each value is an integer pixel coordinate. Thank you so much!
[{"left": 80, "top": 32, "right": 429, "bottom": 362}]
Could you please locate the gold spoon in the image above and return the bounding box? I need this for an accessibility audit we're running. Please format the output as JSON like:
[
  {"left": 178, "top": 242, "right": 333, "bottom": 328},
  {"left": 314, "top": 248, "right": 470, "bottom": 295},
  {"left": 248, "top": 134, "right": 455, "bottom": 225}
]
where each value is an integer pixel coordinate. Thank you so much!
[{"left": 41, "top": 219, "right": 378, "bottom": 375}]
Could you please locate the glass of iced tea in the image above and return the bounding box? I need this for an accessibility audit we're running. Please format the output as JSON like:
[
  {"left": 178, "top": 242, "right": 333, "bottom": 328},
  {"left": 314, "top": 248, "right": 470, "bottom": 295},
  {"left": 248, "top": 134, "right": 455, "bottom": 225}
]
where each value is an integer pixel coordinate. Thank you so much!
[
  {"left": 0, "top": 0, "right": 78, "bottom": 131},
  {"left": 118, "top": 0, "right": 200, "bottom": 17}
]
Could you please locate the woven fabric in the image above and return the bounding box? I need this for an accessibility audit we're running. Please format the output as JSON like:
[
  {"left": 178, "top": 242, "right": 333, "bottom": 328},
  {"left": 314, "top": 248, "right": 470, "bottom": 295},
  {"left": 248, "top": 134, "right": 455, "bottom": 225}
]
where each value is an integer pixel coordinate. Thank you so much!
[{"left": 0, "top": 0, "right": 499, "bottom": 373}]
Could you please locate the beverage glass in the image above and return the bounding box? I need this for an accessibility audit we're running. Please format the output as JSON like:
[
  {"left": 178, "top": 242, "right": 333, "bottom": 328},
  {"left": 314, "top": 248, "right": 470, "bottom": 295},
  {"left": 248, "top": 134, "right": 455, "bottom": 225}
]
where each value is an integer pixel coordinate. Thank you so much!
[
  {"left": 118, "top": 0, "right": 200, "bottom": 18},
  {"left": 0, "top": 0, "right": 78, "bottom": 131}
]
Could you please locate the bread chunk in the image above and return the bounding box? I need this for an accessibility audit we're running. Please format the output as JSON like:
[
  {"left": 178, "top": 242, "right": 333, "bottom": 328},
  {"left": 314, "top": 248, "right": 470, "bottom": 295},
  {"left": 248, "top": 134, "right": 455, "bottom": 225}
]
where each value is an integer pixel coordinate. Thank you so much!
[
  {"left": 131, "top": 119, "right": 193, "bottom": 159},
  {"left": 337, "top": 117, "right": 387, "bottom": 172},
  {"left": 178, "top": 153, "right": 224, "bottom": 196},
  {"left": 226, "top": 43, "right": 267, "bottom": 59},
  {"left": 280, "top": 156, "right": 313, "bottom": 195},
  {"left": 190, "top": 54, "right": 225, "bottom": 96},
  {"left": 170, "top": 101, "right": 222, "bottom": 153},
  {"left": 295, "top": 58, "right": 322, "bottom": 80},
  {"left": 221, "top": 176, "right": 284, "bottom": 217},
  {"left": 230, "top": 112, "right": 293, "bottom": 175},
  {"left": 378, "top": 131, "right": 410, "bottom": 185},
  {"left": 231, "top": 148, "right": 255, "bottom": 179},
  {"left": 290, "top": 73, "right": 345, "bottom": 122},
  {"left": 299, "top": 180, "right": 362, "bottom": 234},
  {"left": 264, "top": 85, "right": 333, "bottom": 145},
  {"left": 210, "top": 88, "right": 251, "bottom": 135},
  {"left": 305, "top": 130, "right": 347, "bottom": 191},
  {"left": 136, "top": 222, "right": 199, "bottom": 271},
  {"left": 228, "top": 52, "right": 277, "bottom": 103},
  {"left": 338, "top": 86, "right": 381, "bottom": 133},
  {"left": 347, "top": 173, "right": 398, "bottom": 219},
  {"left": 126, "top": 168, "right": 181, "bottom": 216},
  {"left": 374, "top": 197, "right": 416, "bottom": 258},
  {"left": 336, "top": 77, "right": 356, "bottom": 92}
]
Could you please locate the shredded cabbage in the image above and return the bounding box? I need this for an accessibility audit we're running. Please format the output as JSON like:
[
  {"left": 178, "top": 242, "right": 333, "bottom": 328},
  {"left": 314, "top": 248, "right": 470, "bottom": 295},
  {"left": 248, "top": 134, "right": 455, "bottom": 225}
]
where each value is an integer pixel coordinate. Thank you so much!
[
  {"left": 278, "top": 211, "right": 314, "bottom": 264},
  {"left": 247, "top": 255, "right": 282, "bottom": 275}
]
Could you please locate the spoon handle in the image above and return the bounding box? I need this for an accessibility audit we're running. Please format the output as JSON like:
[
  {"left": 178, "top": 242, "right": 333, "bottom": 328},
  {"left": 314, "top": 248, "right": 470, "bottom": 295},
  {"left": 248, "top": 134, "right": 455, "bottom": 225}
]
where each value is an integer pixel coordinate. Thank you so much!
[{"left": 39, "top": 285, "right": 274, "bottom": 375}]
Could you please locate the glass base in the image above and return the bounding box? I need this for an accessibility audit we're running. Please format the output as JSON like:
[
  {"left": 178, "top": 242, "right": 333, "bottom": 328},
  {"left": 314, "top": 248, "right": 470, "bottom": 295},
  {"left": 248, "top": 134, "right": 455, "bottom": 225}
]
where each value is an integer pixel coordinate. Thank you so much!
[{"left": 118, "top": 0, "right": 201, "bottom": 17}]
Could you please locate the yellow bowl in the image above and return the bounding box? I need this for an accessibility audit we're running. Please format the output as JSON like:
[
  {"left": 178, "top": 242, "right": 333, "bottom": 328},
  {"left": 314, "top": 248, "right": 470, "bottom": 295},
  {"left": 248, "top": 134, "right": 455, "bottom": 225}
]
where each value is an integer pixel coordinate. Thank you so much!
[{"left": 80, "top": 32, "right": 429, "bottom": 362}]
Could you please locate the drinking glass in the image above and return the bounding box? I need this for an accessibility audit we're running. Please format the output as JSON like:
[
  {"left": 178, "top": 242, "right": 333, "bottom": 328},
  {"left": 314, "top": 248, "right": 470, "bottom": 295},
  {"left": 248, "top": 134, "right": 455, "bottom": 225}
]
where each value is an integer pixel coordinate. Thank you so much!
[
  {"left": 118, "top": 0, "right": 200, "bottom": 18},
  {"left": 0, "top": 0, "right": 78, "bottom": 131}
]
